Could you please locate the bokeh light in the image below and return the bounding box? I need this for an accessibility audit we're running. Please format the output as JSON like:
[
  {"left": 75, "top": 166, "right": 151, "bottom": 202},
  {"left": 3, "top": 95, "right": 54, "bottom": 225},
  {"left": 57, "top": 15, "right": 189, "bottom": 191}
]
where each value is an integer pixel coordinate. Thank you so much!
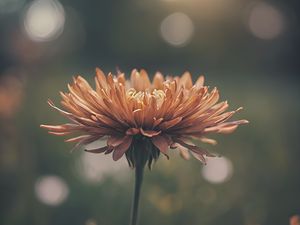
[
  {"left": 0, "top": 72, "right": 24, "bottom": 119},
  {"left": 160, "top": 12, "right": 194, "bottom": 47},
  {"left": 247, "top": 2, "right": 285, "bottom": 40},
  {"left": 201, "top": 157, "right": 233, "bottom": 184},
  {"left": 85, "top": 219, "right": 97, "bottom": 225},
  {"left": 35, "top": 175, "right": 69, "bottom": 206},
  {"left": 79, "top": 140, "right": 129, "bottom": 183},
  {"left": 23, "top": 0, "right": 65, "bottom": 42}
]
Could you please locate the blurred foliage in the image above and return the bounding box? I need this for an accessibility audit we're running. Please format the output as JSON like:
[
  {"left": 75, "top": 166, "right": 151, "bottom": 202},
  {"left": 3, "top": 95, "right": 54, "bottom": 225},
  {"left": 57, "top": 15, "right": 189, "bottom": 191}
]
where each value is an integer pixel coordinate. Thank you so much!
[{"left": 1, "top": 0, "right": 300, "bottom": 225}]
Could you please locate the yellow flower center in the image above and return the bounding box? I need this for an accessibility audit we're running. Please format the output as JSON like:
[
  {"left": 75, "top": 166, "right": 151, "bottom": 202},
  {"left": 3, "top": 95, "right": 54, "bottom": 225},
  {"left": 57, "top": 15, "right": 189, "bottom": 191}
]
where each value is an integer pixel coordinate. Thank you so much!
[{"left": 126, "top": 88, "right": 165, "bottom": 105}]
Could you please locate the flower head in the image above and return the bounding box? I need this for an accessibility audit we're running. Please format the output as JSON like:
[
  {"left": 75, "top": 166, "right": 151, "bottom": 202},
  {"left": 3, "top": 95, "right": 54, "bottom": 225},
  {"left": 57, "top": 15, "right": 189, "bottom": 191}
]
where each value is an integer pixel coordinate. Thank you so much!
[{"left": 41, "top": 68, "right": 248, "bottom": 168}]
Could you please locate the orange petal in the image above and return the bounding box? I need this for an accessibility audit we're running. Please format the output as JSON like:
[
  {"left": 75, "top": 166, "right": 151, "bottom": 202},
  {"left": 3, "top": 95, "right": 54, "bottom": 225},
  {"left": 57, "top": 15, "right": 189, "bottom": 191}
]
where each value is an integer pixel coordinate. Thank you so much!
[
  {"left": 140, "top": 69, "right": 151, "bottom": 90},
  {"left": 195, "top": 75, "right": 205, "bottom": 88},
  {"left": 177, "top": 145, "right": 190, "bottom": 160},
  {"left": 85, "top": 146, "right": 111, "bottom": 154},
  {"left": 203, "top": 120, "right": 249, "bottom": 134},
  {"left": 152, "top": 72, "right": 164, "bottom": 89},
  {"left": 117, "top": 73, "right": 126, "bottom": 85},
  {"left": 151, "top": 135, "right": 169, "bottom": 154},
  {"left": 180, "top": 71, "right": 193, "bottom": 89},
  {"left": 107, "top": 135, "right": 127, "bottom": 147},
  {"left": 140, "top": 128, "right": 161, "bottom": 137},
  {"left": 152, "top": 117, "right": 164, "bottom": 128},
  {"left": 130, "top": 69, "right": 151, "bottom": 91},
  {"left": 95, "top": 68, "right": 106, "bottom": 86},
  {"left": 159, "top": 117, "right": 182, "bottom": 130},
  {"left": 65, "top": 135, "right": 91, "bottom": 143},
  {"left": 112, "top": 136, "right": 132, "bottom": 161},
  {"left": 68, "top": 135, "right": 102, "bottom": 152},
  {"left": 126, "top": 128, "right": 140, "bottom": 135},
  {"left": 40, "top": 123, "right": 79, "bottom": 132},
  {"left": 47, "top": 99, "right": 72, "bottom": 116},
  {"left": 105, "top": 147, "right": 114, "bottom": 155},
  {"left": 174, "top": 137, "right": 215, "bottom": 163},
  {"left": 48, "top": 131, "right": 72, "bottom": 136},
  {"left": 217, "top": 125, "right": 238, "bottom": 134},
  {"left": 199, "top": 137, "right": 217, "bottom": 145},
  {"left": 190, "top": 151, "right": 207, "bottom": 164}
]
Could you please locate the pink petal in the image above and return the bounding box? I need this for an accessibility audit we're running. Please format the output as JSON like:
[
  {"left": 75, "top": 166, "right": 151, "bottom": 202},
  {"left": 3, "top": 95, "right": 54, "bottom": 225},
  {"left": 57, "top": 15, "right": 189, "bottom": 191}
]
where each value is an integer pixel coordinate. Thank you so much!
[
  {"left": 107, "top": 135, "right": 126, "bottom": 147},
  {"left": 40, "top": 123, "right": 79, "bottom": 132},
  {"left": 105, "top": 147, "right": 114, "bottom": 155},
  {"left": 69, "top": 135, "right": 101, "bottom": 152},
  {"left": 199, "top": 137, "right": 217, "bottom": 145},
  {"left": 173, "top": 137, "right": 215, "bottom": 164},
  {"left": 177, "top": 145, "right": 190, "bottom": 160},
  {"left": 203, "top": 120, "right": 249, "bottom": 134},
  {"left": 152, "top": 117, "right": 164, "bottom": 128},
  {"left": 65, "top": 135, "right": 91, "bottom": 143},
  {"left": 126, "top": 128, "right": 140, "bottom": 135},
  {"left": 151, "top": 135, "right": 169, "bottom": 154},
  {"left": 159, "top": 117, "right": 182, "bottom": 130},
  {"left": 85, "top": 146, "right": 111, "bottom": 154},
  {"left": 48, "top": 131, "right": 72, "bottom": 136},
  {"left": 217, "top": 125, "right": 238, "bottom": 134},
  {"left": 112, "top": 136, "right": 132, "bottom": 161},
  {"left": 140, "top": 128, "right": 161, "bottom": 137},
  {"left": 195, "top": 75, "right": 205, "bottom": 88},
  {"left": 190, "top": 151, "right": 206, "bottom": 164}
]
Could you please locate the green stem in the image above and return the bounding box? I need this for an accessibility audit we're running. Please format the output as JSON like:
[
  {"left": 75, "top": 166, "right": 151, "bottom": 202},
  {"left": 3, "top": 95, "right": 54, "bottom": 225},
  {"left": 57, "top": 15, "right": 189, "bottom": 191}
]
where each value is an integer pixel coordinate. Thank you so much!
[{"left": 130, "top": 162, "right": 144, "bottom": 225}]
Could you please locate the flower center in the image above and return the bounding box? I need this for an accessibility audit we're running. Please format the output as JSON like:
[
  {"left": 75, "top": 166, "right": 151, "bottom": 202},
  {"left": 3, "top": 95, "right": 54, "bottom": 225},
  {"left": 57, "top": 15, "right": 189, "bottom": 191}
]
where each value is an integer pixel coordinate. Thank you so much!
[{"left": 126, "top": 88, "right": 165, "bottom": 106}]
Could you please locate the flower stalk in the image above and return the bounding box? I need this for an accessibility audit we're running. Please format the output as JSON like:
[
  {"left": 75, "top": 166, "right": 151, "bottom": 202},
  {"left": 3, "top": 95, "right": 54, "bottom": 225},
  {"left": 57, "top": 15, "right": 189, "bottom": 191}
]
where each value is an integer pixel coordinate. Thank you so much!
[
  {"left": 128, "top": 137, "right": 154, "bottom": 225},
  {"left": 130, "top": 160, "right": 145, "bottom": 225}
]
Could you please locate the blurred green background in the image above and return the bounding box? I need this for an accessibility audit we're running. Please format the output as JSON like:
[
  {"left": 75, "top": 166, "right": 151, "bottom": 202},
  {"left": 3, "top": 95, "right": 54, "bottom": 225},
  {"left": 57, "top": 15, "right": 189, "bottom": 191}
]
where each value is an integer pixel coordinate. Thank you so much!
[{"left": 1, "top": 0, "right": 300, "bottom": 225}]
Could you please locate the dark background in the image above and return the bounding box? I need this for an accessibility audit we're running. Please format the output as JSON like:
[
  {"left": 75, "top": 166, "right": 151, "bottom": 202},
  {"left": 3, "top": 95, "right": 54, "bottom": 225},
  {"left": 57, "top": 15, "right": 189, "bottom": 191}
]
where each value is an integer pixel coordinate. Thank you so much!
[{"left": 1, "top": 0, "right": 300, "bottom": 225}]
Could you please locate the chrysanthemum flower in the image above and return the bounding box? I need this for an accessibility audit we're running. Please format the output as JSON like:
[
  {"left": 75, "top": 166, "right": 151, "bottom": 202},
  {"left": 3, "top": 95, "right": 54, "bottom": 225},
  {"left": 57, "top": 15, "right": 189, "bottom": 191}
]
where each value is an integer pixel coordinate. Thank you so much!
[
  {"left": 41, "top": 68, "right": 248, "bottom": 168},
  {"left": 41, "top": 68, "right": 248, "bottom": 225}
]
